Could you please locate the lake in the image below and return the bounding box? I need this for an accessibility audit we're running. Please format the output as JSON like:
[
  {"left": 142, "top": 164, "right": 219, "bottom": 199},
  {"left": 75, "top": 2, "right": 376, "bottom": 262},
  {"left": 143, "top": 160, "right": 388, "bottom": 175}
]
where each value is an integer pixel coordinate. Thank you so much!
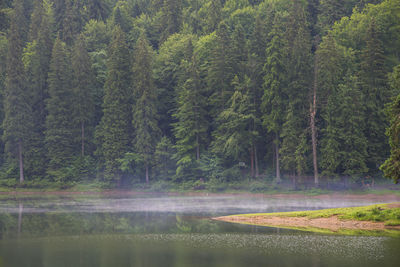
[{"left": 0, "top": 193, "right": 399, "bottom": 266}]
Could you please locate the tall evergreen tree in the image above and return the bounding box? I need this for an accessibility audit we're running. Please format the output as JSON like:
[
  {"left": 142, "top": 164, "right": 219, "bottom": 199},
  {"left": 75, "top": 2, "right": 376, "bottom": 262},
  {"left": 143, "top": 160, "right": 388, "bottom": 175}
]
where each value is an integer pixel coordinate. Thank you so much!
[
  {"left": 173, "top": 40, "right": 208, "bottom": 177},
  {"left": 23, "top": 0, "right": 54, "bottom": 178},
  {"left": 321, "top": 74, "right": 368, "bottom": 176},
  {"left": 318, "top": 0, "right": 346, "bottom": 32},
  {"left": 72, "top": 34, "right": 95, "bottom": 157},
  {"left": 212, "top": 76, "right": 257, "bottom": 176},
  {"left": 62, "top": 0, "right": 85, "bottom": 45},
  {"left": 28, "top": 0, "right": 44, "bottom": 42},
  {"left": 160, "top": 0, "right": 182, "bottom": 43},
  {"left": 231, "top": 24, "right": 247, "bottom": 79},
  {"left": 261, "top": 18, "right": 287, "bottom": 182},
  {"left": 85, "top": 0, "right": 110, "bottom": 21},
  {"left": 380, "top": 65, "right": 400, "bottom": 183},
  {"left": 359, "top": 18, "right": 389, "bottom": 171},
  {"left": 132, "top": 33, "right": 160, "bottom": 184},
  {"left": 3, "top": 0, "right": 32, "bottom": 183},
  {"left": 207, "top": 22, "right": 233, "bottom": 116},
  {"left": 96, "top": 26, "right": 132, "bottom": 184},
  {"left": 280, "top": 0, "right": 312, "bottom": 176},
  {"left": 45, "top": 36, "right": 75, "bottom": 175}
]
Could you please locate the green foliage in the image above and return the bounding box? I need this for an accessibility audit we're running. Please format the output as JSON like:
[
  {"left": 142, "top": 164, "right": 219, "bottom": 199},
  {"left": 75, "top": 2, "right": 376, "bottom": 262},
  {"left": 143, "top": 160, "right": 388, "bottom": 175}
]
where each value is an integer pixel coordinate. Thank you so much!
[
  {"left": 212, "top": 76, "right": 257, "bottom": 164},
  {"left": 0, "top": 0, "right": 399, "bottom": 188},
  {"left": 173, "top": 39, "right": 208, "bottom": 179},
  {"left": 380, "top": 66, "right": 400, "bottom": 183},
  {"left": 95, "top": 26, "right": 132, "bottom": 183},
  {"left": 132, "top": 33, "right": 160, "bottom": 182},
  {"left": 72, "top": 34, "right": 96, "bottom": 157},
  {"left": 45, "top": 36, "right": 75, "bottom": 173},
  {"left": 3, "top": 0, "right": 32, "bottom": 182}
]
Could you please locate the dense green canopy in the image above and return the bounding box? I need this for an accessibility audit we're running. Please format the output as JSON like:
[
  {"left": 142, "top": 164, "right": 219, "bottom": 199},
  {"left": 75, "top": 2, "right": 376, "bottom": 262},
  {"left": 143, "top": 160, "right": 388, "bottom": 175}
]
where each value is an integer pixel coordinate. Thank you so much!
[{"left": 0, "top": 0, "right": 399, "bottom": 186}]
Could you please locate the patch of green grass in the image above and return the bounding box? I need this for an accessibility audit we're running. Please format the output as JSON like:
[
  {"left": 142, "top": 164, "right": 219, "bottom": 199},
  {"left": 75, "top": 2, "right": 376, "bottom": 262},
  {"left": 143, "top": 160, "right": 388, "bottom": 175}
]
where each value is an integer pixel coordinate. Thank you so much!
[{"left": 235, "top": 203, "right": 400, "bottom": 226}]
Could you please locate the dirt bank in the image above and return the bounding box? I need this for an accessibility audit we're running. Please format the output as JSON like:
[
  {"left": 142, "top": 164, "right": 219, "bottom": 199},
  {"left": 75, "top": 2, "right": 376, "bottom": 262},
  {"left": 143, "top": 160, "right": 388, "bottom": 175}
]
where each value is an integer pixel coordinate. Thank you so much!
[{"left": 214, "top": 214, "right": 400, "bottom": 231}]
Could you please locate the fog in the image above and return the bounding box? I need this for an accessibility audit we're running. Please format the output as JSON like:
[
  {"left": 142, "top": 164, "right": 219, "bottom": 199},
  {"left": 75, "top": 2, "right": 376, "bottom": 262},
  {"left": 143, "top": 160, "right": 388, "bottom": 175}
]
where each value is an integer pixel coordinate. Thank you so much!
[{"left": 1, "top": 194, "right": 397, "bottom": 215}]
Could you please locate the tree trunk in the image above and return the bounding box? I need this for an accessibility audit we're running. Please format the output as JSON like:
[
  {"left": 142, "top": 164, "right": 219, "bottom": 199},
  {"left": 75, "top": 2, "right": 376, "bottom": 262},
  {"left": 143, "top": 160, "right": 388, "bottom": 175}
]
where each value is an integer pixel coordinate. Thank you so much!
[
  {"left": 250, "top": 147, "right": 254, "bottom": 178},
  {"left": 18, "top": 140, "right": 24, "bottom": 184},
  {"left": 145, "top": 164, "right": 149, "bottom": 184},
  {"left": 81, "top": 121, "right": 85, "bottom": 157},
  {"left": 196, "top": 134, "right": 200, "bottom": 160},
  {"left": 275, "top": 134, "right": 281, "bottom": 183},
  {"left": 254, "top": 145, "right": 259, "bottom": 177},
  {"left": 311, "top": 52, "right": 319, "bottom": 186}
]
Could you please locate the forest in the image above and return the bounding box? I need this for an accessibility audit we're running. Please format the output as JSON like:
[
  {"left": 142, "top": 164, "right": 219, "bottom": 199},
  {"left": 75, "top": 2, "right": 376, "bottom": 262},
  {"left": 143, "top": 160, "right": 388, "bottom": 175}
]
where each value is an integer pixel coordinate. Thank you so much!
[{"left": 0, "top": 0, "right": 399, "bottom": 189}]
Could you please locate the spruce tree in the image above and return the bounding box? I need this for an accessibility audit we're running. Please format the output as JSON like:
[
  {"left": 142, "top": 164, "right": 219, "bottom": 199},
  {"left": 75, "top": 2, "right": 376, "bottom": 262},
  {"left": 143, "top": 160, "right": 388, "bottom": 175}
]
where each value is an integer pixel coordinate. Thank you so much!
[
  {"left": 85, "top": 0, "right": 110, "bottom": 21},
  {"left": 62, "top": 0, "right": 85, "bottom": 46},
  {"left": 160, "top": 0, "right": 182, "bottom": 43},
  {"left": 231, "top": 24, "right": 247, "bottom": 79},
  {"left": 261, "top": 20, "right": 287, "bottom": 182},
  {"left": 96, "top": 26, "right": 132, "bottom": 184},
  {"left": 212, "top": 76, "right": 257, "bottom": 175},
  {"left": 321, "top": 74, "right": 368, "bottom": 176},
  {"left": 3, "top": 0, "right": 32, "bottom": 183},
  {"left": 207, "top": 22, "right": 233, "bottom": 116},
  {"left": 359, "top": 18, "right": 389, "bottom": 171},
  {"left": 173, "top": 40, "right": 208, "bottom": 177},
  {"left": 45, "top": 36, "right": 75, "bottom": 175},
  {"left": 280, "top": 1, "right": 312, "bottom": 176},
  {"left": 380, "top": 66, "right": 400, "bottom": 183},
  {"left": 72, "top": 34, "right": 95, "bottom": 157},
  {"left": 132, "top": 33, "right": 160, "bottom": 184},
  {"left": 23, "top": 0, "right": 54, "bottom": 178}
]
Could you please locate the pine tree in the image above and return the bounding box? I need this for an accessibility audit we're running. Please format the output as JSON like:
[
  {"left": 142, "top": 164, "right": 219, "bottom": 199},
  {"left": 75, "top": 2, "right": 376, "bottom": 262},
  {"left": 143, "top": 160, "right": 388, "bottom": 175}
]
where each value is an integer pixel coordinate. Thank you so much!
[
  {"left": 207, "top": 22, "right": 233, "bottom": 117},
  {"left": 29, "top": 0, "right": 44, "bottom": 42},
  {"left": 85, "top": 0, "right": 109, "bottom": 21},
  {"left": 23, "top": 0, "right": 54, "bottom": 178},
  {"left": 154, "top": 136, "right": 176, "bottom": 180},
  {"left": 318, "top": 33, "right": 345, "bottom": 176},
  {"left": 72, "top": 34, "right": 95, "bottom": 157},
  {"left": 338, "top": 77, "right": 368, "bottom": 176},
  {"left": 3, "top": 0, "right": 32, "bottom": 183},
  {"left": 203, "top": 0, "right": 222, "bottom": 33},
  {"left": 212, "top": 76, "right": 257, "bottom": 175},
  {"left": 160, "top": 0, "right": 182, "bottom": 43},
  {"left": 132, "top": 33, "right": 160, "bottom": 184},
  {"left": 96, "top": 26, "right": 132, "bottom": 184},
  {"left": 380, "top": 66, "right": 400, "bottom": 183},
  {"left": 318, "top": 0, "right": 346, "bottom": 32},
  {"left": 173, "top": 39, "right": 208, "bottom": 177},
  {"left": 320, "top": 75, "right": 368, "bottom": 176},
  {"left": 280, "top": 0, "right": 312, "bottom": 176},
  {"left": 261, "top": 19, "right": 287, "bottom": 182},
  {"left": 62, "top": 0, "right": 85, "bottom": 46},
  {"left": 359, "top": 18, "right": 389, "bottom": 171},
  {"left": 45, "top": 36, "right": 75, "bottom": 175},
  {"left": 231, "top": 24, "right": 247, "bottom": 79}
]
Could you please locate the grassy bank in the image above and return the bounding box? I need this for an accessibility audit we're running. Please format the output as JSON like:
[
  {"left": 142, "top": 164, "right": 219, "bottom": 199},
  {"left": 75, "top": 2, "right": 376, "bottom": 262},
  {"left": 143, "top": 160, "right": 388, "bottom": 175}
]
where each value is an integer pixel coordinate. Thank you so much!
[
  {"left": 216, "top": 203, "right": 400, "bottom": 237},
  {"left": 239, "top": 203, "right": 400, "bottom": 226}
]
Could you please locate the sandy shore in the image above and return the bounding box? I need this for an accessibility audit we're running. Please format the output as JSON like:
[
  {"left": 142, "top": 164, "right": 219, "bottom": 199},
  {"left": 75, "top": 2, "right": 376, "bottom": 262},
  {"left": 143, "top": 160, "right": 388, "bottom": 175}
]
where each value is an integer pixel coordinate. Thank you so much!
[{"left": 214, "top": 214, "right": 400, "bottom": 231}]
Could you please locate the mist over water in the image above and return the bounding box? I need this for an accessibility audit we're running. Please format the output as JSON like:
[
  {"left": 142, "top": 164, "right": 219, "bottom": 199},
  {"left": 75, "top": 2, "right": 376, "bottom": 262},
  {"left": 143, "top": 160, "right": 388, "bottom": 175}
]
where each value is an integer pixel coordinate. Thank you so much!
[
  {"left": 0, "top": 194, "right": 399, "bottom": 267},
  {"left": 0, "top": 194, "right": 395, "bottom": 214}
]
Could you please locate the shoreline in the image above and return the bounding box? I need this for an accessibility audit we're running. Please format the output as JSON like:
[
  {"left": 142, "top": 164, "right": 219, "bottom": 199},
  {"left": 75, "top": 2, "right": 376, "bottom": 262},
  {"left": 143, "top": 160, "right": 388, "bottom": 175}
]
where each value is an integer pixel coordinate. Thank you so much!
[
  {"left": 0, "top": 190, "right": 400, "bottom": 200},
  {"left": 213, "top": 203, "right": 400, "bottom": 236}
]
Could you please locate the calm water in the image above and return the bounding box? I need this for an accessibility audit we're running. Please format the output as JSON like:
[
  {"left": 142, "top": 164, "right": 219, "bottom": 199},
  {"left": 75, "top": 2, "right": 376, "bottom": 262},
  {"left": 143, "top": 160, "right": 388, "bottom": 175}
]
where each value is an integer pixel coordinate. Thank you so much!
[{"left": 0, "top": 194, "right": 399, "bottom": 267}]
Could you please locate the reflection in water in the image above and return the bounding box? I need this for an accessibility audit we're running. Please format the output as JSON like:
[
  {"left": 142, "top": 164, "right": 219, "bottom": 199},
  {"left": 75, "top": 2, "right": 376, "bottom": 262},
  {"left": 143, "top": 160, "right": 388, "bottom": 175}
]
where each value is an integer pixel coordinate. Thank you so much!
[
  {"left": 17, "top": 203, "right": 23, "bottom": 237},
  {"left": 0, "top": 195, "right": 398, "bottom": 267}
]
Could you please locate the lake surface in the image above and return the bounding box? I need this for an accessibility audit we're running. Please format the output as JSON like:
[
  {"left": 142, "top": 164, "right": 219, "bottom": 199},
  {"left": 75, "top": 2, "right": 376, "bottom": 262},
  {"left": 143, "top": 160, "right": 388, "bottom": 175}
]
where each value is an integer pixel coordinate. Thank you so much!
[{"left": 0, "top": 194, "right": 399, "bottom": 267}]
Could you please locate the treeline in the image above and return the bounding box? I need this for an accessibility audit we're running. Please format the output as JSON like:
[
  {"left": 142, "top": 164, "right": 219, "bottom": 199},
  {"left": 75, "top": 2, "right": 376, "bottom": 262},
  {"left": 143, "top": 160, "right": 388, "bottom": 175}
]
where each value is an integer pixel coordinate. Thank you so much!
[{"left": 0, "top": 0, "right": 399, "bottom": 187}]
